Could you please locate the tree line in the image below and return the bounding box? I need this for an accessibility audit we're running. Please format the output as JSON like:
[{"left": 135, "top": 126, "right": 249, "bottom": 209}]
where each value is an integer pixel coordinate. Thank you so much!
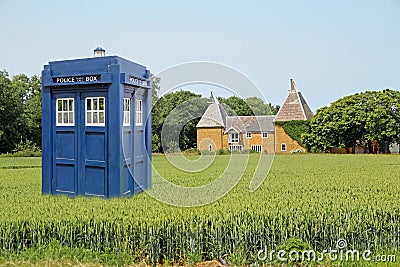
[{"left": 3, "top": 69, "right": 397, "bottom": 154}]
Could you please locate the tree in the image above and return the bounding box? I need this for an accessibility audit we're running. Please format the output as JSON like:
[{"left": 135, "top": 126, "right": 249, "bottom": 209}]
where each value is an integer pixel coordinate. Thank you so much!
[
  {"left": 152, "top": 90, "right": 208, "bottom": 152},
  {"left": 0, "top": 71, "right": 26, "bottom": 153},
  {"left": 218, "top": 96, "right": 252, "bottom": 116},
  {"left": 22, "top": 75, "right": 42, "bottom": 147},
  {"left": 303, "top": 89, "right": 400, "bottom": 153},
  {"left": 218, "top": 96, "right": 278, "bottom": 116},
  {"left": 363, "top": 90, "right": 400, "bottom": 153},
  {"left": 245, "top": 96, "right": 279, "bottom": 115},
  {"left": 302, "top": 106, "right": 341, "bottom": 152}
]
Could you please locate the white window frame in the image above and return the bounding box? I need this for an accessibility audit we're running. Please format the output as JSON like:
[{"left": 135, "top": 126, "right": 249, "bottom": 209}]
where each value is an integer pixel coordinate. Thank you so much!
[
  {"left": 281, "top": 143, "right": 287, "bottom": 152},
  {"left": 123, "top": 98, "right": 130, "bottom": 126},
  {"left": 228, "top": 132, "right": 239, "bottom": 143},
  {"left": 262, "top": 132, "right": 268, "bottom": 138},
  {"left": 251, "top": 144, "right": 262, "bottom": 153},
  {"left": 56, "top": 98, "right": 74, "bottom": 126},
  {"left": 86, "top": 97, "right": 105, "bottom": 126},
  {"left": 246, "top": 132, "right": 252, "bottom": 138},
  {"left": 229, "top": 145, "right": 242, "bottom": 151},
  {"left": 136, "top": 99, "right": 143, "bottom": 126}
]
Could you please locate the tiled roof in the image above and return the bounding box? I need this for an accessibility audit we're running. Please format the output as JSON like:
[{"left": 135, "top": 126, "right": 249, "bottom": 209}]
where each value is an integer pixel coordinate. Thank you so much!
[
  {"left": 274, "top": 79, "right": 313, "bottom": 121},
  {"left": 225, "top": 116, "right": 275, "bottom": 133},
  {"left": 196, "top": 92, "right": 228, "bottom": 128}
]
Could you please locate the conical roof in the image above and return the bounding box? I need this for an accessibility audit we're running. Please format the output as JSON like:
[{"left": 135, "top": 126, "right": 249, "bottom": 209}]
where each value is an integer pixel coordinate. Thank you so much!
[
  {"left": 196, "top": 92, "right": 228, "bottom": 128},
  {"left": 274, "top": 79, "right": 313, "bottom": 121}
]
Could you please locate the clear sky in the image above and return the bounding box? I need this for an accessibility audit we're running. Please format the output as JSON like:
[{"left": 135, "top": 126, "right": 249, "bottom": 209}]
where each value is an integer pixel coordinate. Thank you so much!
[{"left": 1, "top": 0, "right": 399, "bottom": 111}]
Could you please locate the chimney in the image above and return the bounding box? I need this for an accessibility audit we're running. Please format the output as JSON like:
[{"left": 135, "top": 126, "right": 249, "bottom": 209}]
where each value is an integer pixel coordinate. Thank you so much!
[{"left": 290, "top": 79, "right": 297, "bottom": 92}]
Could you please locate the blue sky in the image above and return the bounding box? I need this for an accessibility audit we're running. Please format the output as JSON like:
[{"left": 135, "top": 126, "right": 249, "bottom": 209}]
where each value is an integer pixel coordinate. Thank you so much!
[{"left": 0, "top": 0, "right": 399, "bottom": 111}]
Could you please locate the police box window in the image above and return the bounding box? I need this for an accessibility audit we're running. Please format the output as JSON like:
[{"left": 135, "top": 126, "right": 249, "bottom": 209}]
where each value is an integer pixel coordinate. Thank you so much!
[
  {"left": 136, "top": 99, "right": 142, "bottom": 125},
  {"left": 56, "top": 98, "right": 74, "bottom": 126},
  {"left": 123, "top": 98, "right": 130, "bottom": 126},
  {"left": 86, "top": 97, "right": 105, "bottom": 126}
]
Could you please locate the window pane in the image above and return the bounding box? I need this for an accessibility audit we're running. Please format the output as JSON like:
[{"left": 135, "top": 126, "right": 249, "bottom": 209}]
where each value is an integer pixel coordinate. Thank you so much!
[
  {"left": 123, "top": 99, "right": 129, "bottom": 111},
  {"left": 63, "top": 100, "right": 67, "bottom": 111},
  {"left": 124, "top": 112, "right": 130, "bottom": 125},
  {"left": 58, "top": 113, "right": 62, "bottom": 123},
  {"left": 136, "top": 112, "right": 142, "bottom": 124},
  {"left": 57, "top": 100, "right": 62, "bottom": 111},
  {"left": 69, "top": 112, "right": 74, "bottom": 123},
  {"left": 94, "top": 99, "right": 98, "bottom": 110},
  {"left": 99, "top": 98, "right": 104, "bottom": 110},
  {"left": 87, "top": 112, "right": 92, "bottom": 123},
  {"left": 99, "top": 112, "right": 104, "bottom": 124},
  {"left": 87, "top": 99, "right": 91, "bottom": 111},
  {"left": 68, "top": 100, "right": 73, "bottom": 112},
  {"left": 93, "top": 112, "right": 98, "bottom": 123},
  {"left": 63, "top": 112, "right": 68, "bottom": 123}
]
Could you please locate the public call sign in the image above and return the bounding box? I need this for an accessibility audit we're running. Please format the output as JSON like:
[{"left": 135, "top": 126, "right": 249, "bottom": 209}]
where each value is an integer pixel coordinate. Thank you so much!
[{"left": 53, "top": 75, "right": 101, "bottom": 84}]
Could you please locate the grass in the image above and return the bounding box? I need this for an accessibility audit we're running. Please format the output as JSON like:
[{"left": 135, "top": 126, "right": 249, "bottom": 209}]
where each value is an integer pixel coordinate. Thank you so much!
[{"left": 0, "top": 154, "right": 399, "bottom": 266}]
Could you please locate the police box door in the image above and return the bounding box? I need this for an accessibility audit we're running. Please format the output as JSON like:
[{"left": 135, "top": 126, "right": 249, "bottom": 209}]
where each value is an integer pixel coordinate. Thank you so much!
[{"left": 52, "top": 91, "right": 108, "bottom": 196}]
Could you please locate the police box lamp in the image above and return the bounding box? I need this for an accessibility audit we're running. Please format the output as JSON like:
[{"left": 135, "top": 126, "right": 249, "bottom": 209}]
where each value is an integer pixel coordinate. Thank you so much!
[{"left": 94, "top": 46, "right": 105, "bottom": 57}]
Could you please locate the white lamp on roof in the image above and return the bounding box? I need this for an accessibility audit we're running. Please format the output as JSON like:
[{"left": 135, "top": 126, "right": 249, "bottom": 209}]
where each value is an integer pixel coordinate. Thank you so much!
[{"left": 94, "top": 46, "right": 105, "bottom": 57}]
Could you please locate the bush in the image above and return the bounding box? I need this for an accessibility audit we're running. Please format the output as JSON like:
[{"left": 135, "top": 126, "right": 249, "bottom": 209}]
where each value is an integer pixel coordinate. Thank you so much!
[
  {"left": 183, "top": 148, "right": 201, "bottom": 156},
  {"left": 217, "top": 148, "right": 230, "bottom": 155},
  {"left": 275, "top": 120, "right": 310, "bottom": 147},
  {"left": 9, "top": 139, "right": 41, "bottom": 157},
  {"left": 199, "top": 150, "right": 215, "bottom": 155},
  {"left": 290, "top": 148, "right": 303, "bottom": 154}
]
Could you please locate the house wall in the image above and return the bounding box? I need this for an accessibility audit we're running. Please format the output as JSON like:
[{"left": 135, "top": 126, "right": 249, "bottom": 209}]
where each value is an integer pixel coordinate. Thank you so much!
[
  {"left": 222, "top": 134, "right": 228, "bottom": 149},
  {"left": 197, "top": 128, "right": 275, "bottom": 154},
  {"left": 241, "top": 133, "right": 275, "bottom": 154},
  {"left": 274, "top": 125, "right": 305, "bottom": 154},
  {"left": 389, "top": 143, "right": 399, "bottom": 154},
  {"left": 197, "top": 127, "right": 224, "bottom": 151}
]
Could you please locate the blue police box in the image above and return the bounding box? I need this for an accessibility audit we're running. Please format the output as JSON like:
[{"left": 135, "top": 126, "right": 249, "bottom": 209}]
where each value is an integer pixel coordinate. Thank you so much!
[{"left": 42, "top": 48, "right": 152, "bottom": 198}]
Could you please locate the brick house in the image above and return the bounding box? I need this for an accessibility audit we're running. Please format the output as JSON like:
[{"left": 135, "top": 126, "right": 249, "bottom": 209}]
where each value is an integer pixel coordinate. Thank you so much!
[{"left": 196, "top": 79, "right": 313, "bottom": 153}]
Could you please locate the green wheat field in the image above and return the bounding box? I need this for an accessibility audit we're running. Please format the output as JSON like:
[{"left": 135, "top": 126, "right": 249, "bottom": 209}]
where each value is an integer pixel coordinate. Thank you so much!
[{"left": 0, "top": 154, "right": 399, "bottom": 266}]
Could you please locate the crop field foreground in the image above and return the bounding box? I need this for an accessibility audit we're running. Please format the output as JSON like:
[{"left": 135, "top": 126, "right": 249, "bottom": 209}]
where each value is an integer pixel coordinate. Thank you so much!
[{"left": 0, "top": 154, "right": 399, "bottom": 266}]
